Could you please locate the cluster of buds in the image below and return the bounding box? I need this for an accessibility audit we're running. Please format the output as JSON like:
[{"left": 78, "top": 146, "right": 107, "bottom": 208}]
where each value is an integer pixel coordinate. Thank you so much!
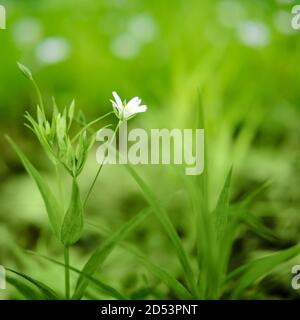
[{"left": 25, "top": 100, "right": 95, "bottom": 177}]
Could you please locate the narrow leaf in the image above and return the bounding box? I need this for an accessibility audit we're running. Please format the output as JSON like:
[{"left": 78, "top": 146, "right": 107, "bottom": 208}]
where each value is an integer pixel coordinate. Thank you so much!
[
  {"left": 73, "top": 208, "right": 149, "bottom": 300},
  {"left": 227, "top": 243, "right": 300, "bottom": 299},
  {"left": 6, "top": 275, "right": 44, "bottom": 300},
  {"left": 125, "top": 165, "right": 197, "bottom": 296},
  {"left": 215, "top": 167, "right": 232, "bottom": 240},
  {"left": 6, "top": 136, "right": 62, "bottom": 238},
  {"left": 87, "top": 221, "right": 193, "bottom": 299},
  {"left": 6, "top": 267, "right": 59, "bottom": 300},
  {"left": 61, "top": 178, "right": 84, "bottom": 246},
  {"left": 17, "top": 62, "right": 33, "bottom": 80},
  {"left": 28, "top": 252, "right": 127, "bottom": 300}
]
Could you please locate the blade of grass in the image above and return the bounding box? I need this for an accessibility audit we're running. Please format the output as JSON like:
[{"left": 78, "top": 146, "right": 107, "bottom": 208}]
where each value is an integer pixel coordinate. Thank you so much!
[
  {"left": 214, "top": 167, "right": 232, "bottom": 240},
  {"left": 6, "top": 267, "right": 59, "bottom": 300},
  {"left": 6, "top": 275, "right": 44, "bottom": 300},
  {"left": 236, "top": 180, "right": 271, "bottom": 209},
  {"left": 87, "top": 221, "right": 193, "bottom": 299},
  {"left": 227, "top": 243, "right": 300, "bottom": 299},
  {"left": 125, "top": 164, "right": 198, "bottom": 297},
  {"left": 234, "top": 209, "right": 278, "bottom": 242},
  {"left": 6, "top": 136, "right": 62, "bottom": 238},
  {"left": 212, "top": 168, "right": 233, "bottom": 298},
  {"left": 61, "top": 178, "right": 84, "bottom": 245},
  {"left": 27, "top": 252, "right": 128, "bottom": 300},
  {"left": 194, "top": 92, "right": 212, "bottom": 297},
  {"left": 73, "top": 207, "right": 150, "bottom": 299}
]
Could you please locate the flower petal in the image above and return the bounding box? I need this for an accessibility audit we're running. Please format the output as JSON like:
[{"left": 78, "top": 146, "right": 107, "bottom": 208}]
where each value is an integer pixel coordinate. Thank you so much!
[
  {"left": 126, "top": 97, "right": 141, "bottom": 110},
  {"left": 112, "top": 91, "right": 123, "bottom": 111},
  {"left": 137, "top": 105, "right": 147, "bottom": 112},
  {"left": 124, "top": 104, "right": 147, "bottom": 119}
]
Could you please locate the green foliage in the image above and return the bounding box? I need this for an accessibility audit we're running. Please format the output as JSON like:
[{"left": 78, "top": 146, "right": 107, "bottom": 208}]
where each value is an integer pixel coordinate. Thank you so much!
[
  {"left": 61, "top": 178, "right": 84, "bottom": 246},
  {"left": 73, "top": 208, "right": 150, "bottom": 300},
  {"left": 228, "top": 244, "right": 300, "bottom": 299},
  {"left": 17, "top": 62, "right": 33, "bottom": 80},
  {"left": 6, "top": 276, "right": 44, "bottom": 300},
  {"left": 6, "top": 268, "right": 59, "bottom": 300},
  {"left": 4, "top": 17, "right": 300, "bottom": 300},
  {"left": 6, "top": 136, "right": 63, "bottom": 238}
]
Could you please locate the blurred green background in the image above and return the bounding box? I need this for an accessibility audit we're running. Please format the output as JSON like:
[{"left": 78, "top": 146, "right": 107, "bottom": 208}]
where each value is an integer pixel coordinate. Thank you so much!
[{"left": 0, "top": 0, "right": 300, "bottom": 299}]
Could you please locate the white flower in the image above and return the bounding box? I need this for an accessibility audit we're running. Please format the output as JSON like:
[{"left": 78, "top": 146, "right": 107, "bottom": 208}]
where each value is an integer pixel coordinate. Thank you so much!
[{"left": 111, "top": 91, "right": 147, "bottom": 121}]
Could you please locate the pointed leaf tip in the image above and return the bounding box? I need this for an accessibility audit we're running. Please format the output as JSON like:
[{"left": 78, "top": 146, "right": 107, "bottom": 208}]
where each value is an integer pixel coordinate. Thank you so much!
[{"left": 17, "top": 62, "right": 33, "bottom": 80}]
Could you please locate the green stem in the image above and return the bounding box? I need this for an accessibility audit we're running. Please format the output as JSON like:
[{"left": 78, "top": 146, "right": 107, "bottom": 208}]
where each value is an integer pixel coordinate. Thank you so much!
[
  {"left": 64, "top": 246, "right": 70, "bottom": 300},
  {"left": 72, "top": 112, "right": 113, "bottom": 143},
  {"left": 32, "top": 78, "right": 45, "bottom": 113},
  {"left": 83, "top": 120, "right": 121, "bottom": 207}
]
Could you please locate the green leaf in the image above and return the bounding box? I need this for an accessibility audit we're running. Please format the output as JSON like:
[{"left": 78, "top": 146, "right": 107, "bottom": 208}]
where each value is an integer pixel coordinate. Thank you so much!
[
  {"left": 125, "top": 165, "right": 198, "bottom": 297},
  {"left": 28, "top": 252, "right": 127, "bottom": 300},
  {"left": 6, "top": 267, "right": 59, "bottom": 300},
  {"left": 235, "top": 209, "right": 278, "bottom": 242},
  {"left": 68, "top": 100, "right": 75, "bottom": 121},
  {"left": 61, "top": 178, "right": 84, "bottom": 245},
  {"left": 122, "top": 245, "right": 193, "bottom": 299},
  {"left": 6, "top": 136, "right": 62, "bottom": 238},
  {"left": 6, "top": 275, "right": 44, "bottom": 300},
  {"left": 214, "top": 167, "right": 232, "bottom": 241},
  {"left": 237, "top": 180, "right": 271, "bottom": 209},
  {"left": 73, "top": 208, "right": 149, "bottom": 300},
  {"left": 227, "top": 243, "right": 300, "bottom": 299},
  {"left": 87, "top": 221, "right": 193, "bottom": 299},
  {"left": 211, "top": 168, "right": 233, "bottom": 297},
  {"left": 17, "top": 62, "right": 33, "bottom": 80}
]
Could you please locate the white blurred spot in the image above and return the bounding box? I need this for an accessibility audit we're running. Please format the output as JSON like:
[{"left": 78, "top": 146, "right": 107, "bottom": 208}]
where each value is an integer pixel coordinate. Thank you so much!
[
  {"left": 35, "top": 37, "right": 70, "bottom": 65},
  {"left": 217, "top": 0, "right": 245, "bottom": 28},
  {"left": 12, "top": 17, "right": 42, "bottom": 46},
  {"left": 110, "top": 34, "right": 140, "bottom": 59},
  {"left": 237, "top": 21, "right": 271, "bottom": 48},
  {"left": 273, "top": 10, "right": 295, "bottom": 35},
  {"left": 128, "top": 14, "right": 158, "bottom": 43}
]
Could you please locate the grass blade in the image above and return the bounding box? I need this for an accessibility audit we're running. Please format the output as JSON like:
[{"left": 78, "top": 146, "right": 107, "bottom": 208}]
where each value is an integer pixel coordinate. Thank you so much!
[
  {"left": 214, "top": 167, "right": 232, "bottom": 240},
  {"left": 87, "top": 221, "right": 193, "bottom": 299},
  {"left": 6, "top": 136, "right": 62, "bottom": 238},
  {"left": 28, "top": 252, "right": 127, "bottom": 300},
  {"left": 227, "top": 243, "right": 300, "bottom": 299},
  {"left": 61, "top": 178, "right": 84, "bottom": 245},
  {"left": 6, "top": 275, "right": 44, "bottom": 300},
  {"left": 236, "top": 180, "right": 271, "bottom": 209},
  {"left": 73, "top": 207, "right": 150, "bottom": 299},
  {"left": 6, "top": 267, "right": 59, "bottom": 300},
  {"left": 234, "top": 209, "right": 278, "bottom": 242},
  {"left": 125, "top": 165, "right": 198, "bottom": 297}
]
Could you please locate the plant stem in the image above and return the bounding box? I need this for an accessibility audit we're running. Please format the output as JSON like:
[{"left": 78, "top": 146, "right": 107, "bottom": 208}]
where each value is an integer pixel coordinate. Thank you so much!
[
  {"left": 72, "top": 111, "right": 113, "bottom": 143},
  {"left": 32, "top": 78, "right": 45, "bottom": 113},
  {"left": 83, "top": 120, "right": 121, "bottom": 207},
  {"left": 64, "top": 246, "right": 70, "bottom": 300}
]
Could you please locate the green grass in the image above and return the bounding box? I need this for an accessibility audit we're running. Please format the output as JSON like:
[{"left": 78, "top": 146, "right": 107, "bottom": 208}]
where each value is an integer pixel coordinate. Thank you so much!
[{"left": 4, "top": 66, "right": 300, "bottom": 300}]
